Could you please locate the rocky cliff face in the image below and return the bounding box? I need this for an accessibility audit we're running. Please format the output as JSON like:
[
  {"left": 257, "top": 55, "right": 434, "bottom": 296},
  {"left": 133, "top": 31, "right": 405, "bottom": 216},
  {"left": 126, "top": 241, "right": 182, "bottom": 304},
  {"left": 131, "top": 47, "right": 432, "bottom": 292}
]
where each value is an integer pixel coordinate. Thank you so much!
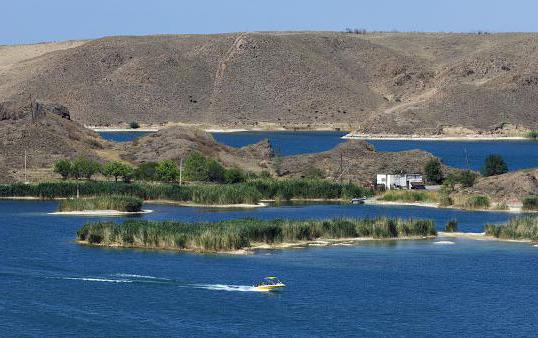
[{"left": 2, "top": 32, "right": 538, "bottom": 134}]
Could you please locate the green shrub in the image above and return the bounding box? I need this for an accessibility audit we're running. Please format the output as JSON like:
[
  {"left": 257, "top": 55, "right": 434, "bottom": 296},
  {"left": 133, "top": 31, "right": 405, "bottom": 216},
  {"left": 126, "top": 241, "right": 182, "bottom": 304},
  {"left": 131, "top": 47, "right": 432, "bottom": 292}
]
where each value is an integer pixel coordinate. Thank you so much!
[
  {"left": 464, "top": 195, "right": 490, "bottom": 209},
  {"left": 129, "top": 122, "right": 140, "bottom": 129},
  {"left": 481, "top": 155, "right": 508, "bottom": 177},
  {"left": 53, "top": 159, "right": 72, "bottom": 180},
  {"left": 71, "top": 157, "right": 101, "bottom": 180},
  {"left": 527, "top": 130, "right": 538, "bottom": 140},
  {"left": 456, "top": 170, "right": 478, "bottom": 187},
  {"left": 207, "top": 160, "right": 225, "bottom": 183},
  {"left": 379, "top": 190, "right": 439, "bottom": 203},
  {"left": 183, "top": 152, "right": 209, "bottom": 182},
  {"left": 485, "top": 217, "right": 538, "bottom": 241},
  {"left": 156, "top": 160, "right": 180, "bottom": 182},
  {"left": 77, "top": 217, "right": 437, "bottom": 252},
  {"left": 102, "top": 161, "right": 134, "bottom": 182},
  {"left": 59, "top": 195, "right": 143, "bottom": 212},
  {"left": 224, "top": 168, "right": 246, "bottom": 184},
  {"left": 522, "top": 196, "right": 538, "bottom": 211},
  {"left": 444, "top": 219, "right": 458, "bottom": 232},
  {"left": 424, "top": 158, "right": 444, "bottom": 184},
  {"left": 134, "top": 162, "right": 159, "bottom": 181}
]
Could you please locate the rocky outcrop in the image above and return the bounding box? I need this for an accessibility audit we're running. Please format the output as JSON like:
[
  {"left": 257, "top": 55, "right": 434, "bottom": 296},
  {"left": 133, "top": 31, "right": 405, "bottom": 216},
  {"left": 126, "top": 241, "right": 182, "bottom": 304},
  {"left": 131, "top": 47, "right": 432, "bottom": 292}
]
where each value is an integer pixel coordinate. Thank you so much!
[
  {"left": 459, "top": 169, "right": 538, "bottom": 204},
  {"left": 0, "top": 101, "right": 110, "bottom": 182},
  {"left": 0, "top": 100, "right": 71, "bottom": 121},
  {"left": 119, "top": 126, "right": 275, "bottom": 172},
  {"left": 280, "top": 141, "right": 453, "bottom": 186}
]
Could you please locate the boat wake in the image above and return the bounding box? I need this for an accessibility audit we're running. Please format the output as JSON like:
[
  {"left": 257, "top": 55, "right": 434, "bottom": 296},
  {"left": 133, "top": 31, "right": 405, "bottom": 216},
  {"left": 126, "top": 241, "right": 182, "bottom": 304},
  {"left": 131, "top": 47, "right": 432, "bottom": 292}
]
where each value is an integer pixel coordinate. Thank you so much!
[
  {"left": 192, "top": 284, "right": 262, "bottom": 292},
  {"left": 434, "top": 241, "right": 455, "bottom": 245},
  {"left": 114, "top": 273, "right": 170, "bottom": 280},
  {"left": 61, "top": 277, "right": 133, "bottom": 283},
  {"left": 56, "top": 274, "right": 263, "bottom": 292}
]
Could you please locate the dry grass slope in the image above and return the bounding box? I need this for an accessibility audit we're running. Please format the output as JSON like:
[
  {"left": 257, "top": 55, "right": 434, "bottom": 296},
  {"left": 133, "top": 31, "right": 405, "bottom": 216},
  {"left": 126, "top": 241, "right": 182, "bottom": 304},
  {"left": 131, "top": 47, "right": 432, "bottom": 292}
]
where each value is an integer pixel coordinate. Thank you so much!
[{"left": 1, "top": 32, "right": 537, "bottom": 133}]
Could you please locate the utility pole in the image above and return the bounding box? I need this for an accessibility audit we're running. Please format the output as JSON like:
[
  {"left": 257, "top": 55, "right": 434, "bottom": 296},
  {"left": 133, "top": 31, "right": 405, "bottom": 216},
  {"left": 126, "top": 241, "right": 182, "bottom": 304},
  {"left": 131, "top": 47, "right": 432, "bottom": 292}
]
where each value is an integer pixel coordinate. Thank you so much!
[
  {"left": 24, "top": 150, "right": 28, "bottom": 184},
  {"left": 179, "top": 158, "right": 183, "bottom": 186},
  {"left": 339, "top": 153, "right": 343, "bottom": 184}
]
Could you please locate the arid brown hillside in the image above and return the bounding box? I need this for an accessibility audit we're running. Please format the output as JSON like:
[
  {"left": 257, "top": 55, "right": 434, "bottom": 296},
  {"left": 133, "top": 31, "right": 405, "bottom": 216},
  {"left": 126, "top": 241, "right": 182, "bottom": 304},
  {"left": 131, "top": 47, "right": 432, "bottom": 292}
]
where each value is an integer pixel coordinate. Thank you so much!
[
  {"left": 0, "top": 100, "right": 109, "bottom": 182},
  {"left": 0, "top": 101, "right": 457, "bottom": 185},
  {"left": 118, "top": 126, "right": 274, "bottom": 172},
  {"left": 280, "top": 141, "right": 453, "bottom": 186},
  {"left": 457, "top": 168, "right": 538, "bottom": 205},
  {"left": 1, "top": 32, "right": 538, "bottom": 134}
]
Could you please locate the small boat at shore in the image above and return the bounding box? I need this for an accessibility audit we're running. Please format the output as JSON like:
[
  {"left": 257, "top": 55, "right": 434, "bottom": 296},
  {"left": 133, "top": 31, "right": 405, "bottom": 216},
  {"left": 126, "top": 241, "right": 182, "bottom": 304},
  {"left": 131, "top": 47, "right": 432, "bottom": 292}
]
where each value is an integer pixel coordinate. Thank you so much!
[
  {"left": 351, "top": 197, "right": 366, "bottom": 204},
  {"left": 254, "top": 277, "right": 285, "bottom": 291}
]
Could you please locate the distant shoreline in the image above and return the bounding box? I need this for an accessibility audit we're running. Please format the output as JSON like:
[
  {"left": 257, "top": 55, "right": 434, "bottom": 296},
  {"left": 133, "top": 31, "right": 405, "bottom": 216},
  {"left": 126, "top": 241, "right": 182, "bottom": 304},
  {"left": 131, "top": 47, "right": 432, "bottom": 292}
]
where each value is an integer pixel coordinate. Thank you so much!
[
  {"left": 88, "top": 126, "right": 531, "bottom": 141},
  {"left": 49, "top": 209, "right": 153, "bottom": 216},
  {"left": 77, "top": 232, "right": 538, "bottom": 254},
  {"left": 343, "top": 133, "right": 528, "bottom": 141}
]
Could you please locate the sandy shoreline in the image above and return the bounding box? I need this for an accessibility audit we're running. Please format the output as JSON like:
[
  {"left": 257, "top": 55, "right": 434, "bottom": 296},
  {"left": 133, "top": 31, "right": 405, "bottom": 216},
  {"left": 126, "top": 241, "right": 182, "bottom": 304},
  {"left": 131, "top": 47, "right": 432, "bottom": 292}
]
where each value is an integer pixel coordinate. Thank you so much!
[
  {"left": 77, "top": 231, "right": 538, "bottom": 255},
  {"left": 365, "top": 199, "right": 439, "bottom": 209},
  {"left": 86, "top": 125, "right": 533, "bottom": 141},
  {"left": 343, "top": 133, "right": 527, "bottom": 141},
  {"left": 145, "top": 200, "right": 267, "bottom": 208},
  {"left": 88, "top": 127, "right": 159, "bottom": 132},
  {"left": 367, "top": 198, "right": 532, "bottom": 213},
  {"left": 50, "top": 209, "right": 153, "bottom": 216},
  {"left": 438, "top": 231, "right": 535, "bottom": 243},
  {"left": 77, "top": 235, "right": 436, "bottom": 255}
]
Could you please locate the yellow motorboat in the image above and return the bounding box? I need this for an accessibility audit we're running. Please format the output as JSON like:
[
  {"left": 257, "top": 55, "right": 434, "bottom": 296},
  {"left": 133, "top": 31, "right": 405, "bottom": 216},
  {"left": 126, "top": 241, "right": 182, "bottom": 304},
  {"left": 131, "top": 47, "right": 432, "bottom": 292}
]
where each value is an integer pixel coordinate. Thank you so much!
[{"left": 254, "top": 277, "right": 286, "bottom": 291}]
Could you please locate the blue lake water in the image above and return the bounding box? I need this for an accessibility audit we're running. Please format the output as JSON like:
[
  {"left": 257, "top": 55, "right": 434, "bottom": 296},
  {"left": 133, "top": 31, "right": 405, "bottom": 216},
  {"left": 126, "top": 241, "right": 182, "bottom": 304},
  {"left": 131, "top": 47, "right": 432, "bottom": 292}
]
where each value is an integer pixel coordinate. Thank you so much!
[
  {"left": 2, "top": 200, "right": 538, "bottom": 336},
  {"left": 99, "top": 131, "right": 151, "bottom": 142},
  {"left": 98, "top": 130, "right": 538, "bottom": 171},
  {"left": 212, "top": 131, "right": 538, "bottom": 171}
]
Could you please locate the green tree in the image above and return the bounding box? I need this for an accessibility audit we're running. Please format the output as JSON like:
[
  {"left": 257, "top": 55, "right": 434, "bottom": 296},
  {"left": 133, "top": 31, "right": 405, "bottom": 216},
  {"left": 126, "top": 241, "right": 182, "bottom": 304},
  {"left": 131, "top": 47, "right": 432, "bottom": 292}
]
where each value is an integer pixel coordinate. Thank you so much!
[
  {"left": 481, "top": 154, "right": 508, "bottom": 177},
  {"left": 445, "top": 219, "right": 458, "bottom": 232},
  {"left": 156, "top": 160, "right": 180, "bottom": 182},
  {"left": 207, "top": 160, "right": 225, "bottom": 182},
  {"left": 53, "top": 159, "right": 72, "bottom": 180},
  {"left": 224, "top": 168, "right": 246, "bottom": 184},
  {"left": 457, "top": 170, "right": 478, "bottom": 187},
  {"left": 424, "top": 158, "right": 444, "bottom": 184},
  {"left": 102, "top": 161, "right": 133, "bottom": 182},
  {"left": 183, "top": 152, "right": 209, "bottom": 182},
  {"left": 134, "top": 162, "right": 159, "bottom": 181},
  {"left": 129, "top": 121, "right": 140, "bottom": 129},
  {"left": 72, "top": 157, "right": 101, "bottom": 180}
]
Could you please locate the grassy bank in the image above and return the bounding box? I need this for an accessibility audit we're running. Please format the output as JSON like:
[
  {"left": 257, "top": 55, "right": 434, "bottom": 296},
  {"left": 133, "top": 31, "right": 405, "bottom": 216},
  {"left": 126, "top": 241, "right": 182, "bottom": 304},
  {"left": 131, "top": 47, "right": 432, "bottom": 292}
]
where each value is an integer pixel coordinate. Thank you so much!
[
  {"left": 452, "top": 194, "right": 491, "bottom": 210},
  {"left": 58, "top": 195, "right": 143, "bottom": 212},
  {"left": 378, "top": 190, "right": 439, "bottom": 203},
  {"left": 77, "top": 217, "right": 437, "bottom": 252},
  {"left": 0, "top": 179, "right": 371, "bottom": 205},
  {"left": 485, "top": 217, "right": 538, "bottom": 241}
]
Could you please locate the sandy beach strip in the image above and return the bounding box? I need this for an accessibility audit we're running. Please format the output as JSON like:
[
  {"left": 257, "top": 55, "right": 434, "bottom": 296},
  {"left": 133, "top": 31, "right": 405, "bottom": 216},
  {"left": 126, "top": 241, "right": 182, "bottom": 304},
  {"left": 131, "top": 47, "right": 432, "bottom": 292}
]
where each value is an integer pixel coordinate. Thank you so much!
[
  {"left": 49, "top": 209, "right": 153, "bottom": 216},
  {"left": 342, "top": 133, "right": 527, "bottom": 141},
  {"left": 144, "top": 200, "right": 267, "bottom": 208}
]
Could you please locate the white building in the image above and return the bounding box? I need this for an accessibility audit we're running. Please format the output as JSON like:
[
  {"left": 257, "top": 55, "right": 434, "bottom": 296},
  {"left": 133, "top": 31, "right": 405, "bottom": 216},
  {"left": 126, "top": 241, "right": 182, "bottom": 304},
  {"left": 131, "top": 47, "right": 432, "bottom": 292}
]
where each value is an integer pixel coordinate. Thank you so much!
[{"left": 376, "top": 174, "right": 423, "bottom": 190}]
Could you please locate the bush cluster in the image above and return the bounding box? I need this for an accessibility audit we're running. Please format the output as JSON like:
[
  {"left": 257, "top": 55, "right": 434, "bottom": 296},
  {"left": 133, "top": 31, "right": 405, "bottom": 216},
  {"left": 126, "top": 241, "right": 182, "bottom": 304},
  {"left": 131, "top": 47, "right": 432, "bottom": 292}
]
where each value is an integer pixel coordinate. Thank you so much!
[
  {"left": 0, "top": 179, "right": 371, "bottom": 205},
  {"left": 485, "top": 217, "right": 538, "bottom": 241},
  {"left": 58, "top": 195, "right": 143, "bottom": 212},
  {"left": 77, "top": 217, "right": 437, "bottom": 252},
  {"left": 522, "top": 196, "right": 538, "bottom": 211}
]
